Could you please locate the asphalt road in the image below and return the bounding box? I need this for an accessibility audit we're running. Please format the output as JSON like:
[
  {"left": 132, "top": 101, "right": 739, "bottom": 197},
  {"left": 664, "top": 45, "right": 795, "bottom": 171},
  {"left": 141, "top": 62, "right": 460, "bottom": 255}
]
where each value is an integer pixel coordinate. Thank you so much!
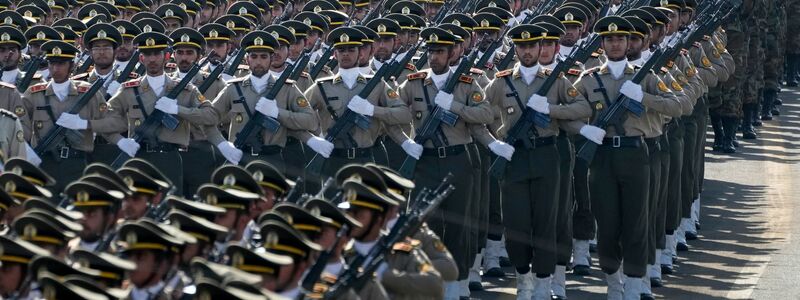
[{"left": 472, "top": 87, "right": 800, "bottom": 299}]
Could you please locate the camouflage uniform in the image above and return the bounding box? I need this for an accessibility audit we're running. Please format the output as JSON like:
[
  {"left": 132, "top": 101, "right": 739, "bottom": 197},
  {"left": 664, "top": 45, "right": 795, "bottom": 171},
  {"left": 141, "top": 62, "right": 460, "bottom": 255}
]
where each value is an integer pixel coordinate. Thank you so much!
[
  {"left": 713, "top": 7, "right": 750, "bottom": 152},
  {"left": 741, "top": 0, "right": 768, "bottom": 133},
  {"left": 761, "top": 0, "right": 785, "bottom": 118},
  {"left": 785, "top": 0, "right": 800, "bottom": 85}
]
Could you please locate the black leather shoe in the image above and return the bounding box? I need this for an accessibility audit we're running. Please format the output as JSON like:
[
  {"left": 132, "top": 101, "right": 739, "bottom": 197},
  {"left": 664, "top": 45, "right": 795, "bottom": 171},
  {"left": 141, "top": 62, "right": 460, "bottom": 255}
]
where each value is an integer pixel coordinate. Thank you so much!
[
  {"left": 469, "top": 281, "right": 483, "bottom": 291},
  {"left": 661, "top": 264, "right": 674, "bottom": 275},
  {"left": 641, "top": 293, "right": 655, "bottom": 300},
  {"left": 677, "top": 242, "right": 689, "bottom": 251},
  {"left": 552, "top": 295, "right": 568, "bottom": 300},
  {"left": 484, "top": 267, "right": 505, "bottom": 277},
  {"left": 651, "top": 277, "right": 664, "bottom": 288},
  {"left": 499, "top": 256, "right": 512, "bottom": 267},
  {"left": 572, "top": 265, "right": 590, "bottom": 276},
  {"left": 685, "top": 231, "right": 698, "bottom": 240}
]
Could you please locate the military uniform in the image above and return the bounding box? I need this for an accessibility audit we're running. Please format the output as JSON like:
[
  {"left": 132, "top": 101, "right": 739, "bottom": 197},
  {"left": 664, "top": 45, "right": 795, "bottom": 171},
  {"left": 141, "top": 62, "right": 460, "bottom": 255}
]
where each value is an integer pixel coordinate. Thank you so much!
[{"left": 0, "top": 109, "right": 28, "bottom": 163}]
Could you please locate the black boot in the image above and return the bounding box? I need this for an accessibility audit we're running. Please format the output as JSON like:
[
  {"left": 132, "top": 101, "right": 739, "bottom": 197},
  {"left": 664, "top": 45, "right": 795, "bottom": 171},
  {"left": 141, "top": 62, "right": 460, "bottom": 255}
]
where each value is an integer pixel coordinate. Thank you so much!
[
  {"left": 788, "top": 54, "right": 799, "bottom": 87},
  {"left": 722, "top": 117, "right": 737, "bottom": 153},
  {"left": 752, "top": 100, "right": 763, "bottom": 127},
  {"left": 742, "top": 104, "right": 758, "bottom": 139},
  {"left": 710, "top": 113, "right": 724, "bottom": 152},
  {"left": 761, "top": 90, "right": 774, "bottom": 120}
]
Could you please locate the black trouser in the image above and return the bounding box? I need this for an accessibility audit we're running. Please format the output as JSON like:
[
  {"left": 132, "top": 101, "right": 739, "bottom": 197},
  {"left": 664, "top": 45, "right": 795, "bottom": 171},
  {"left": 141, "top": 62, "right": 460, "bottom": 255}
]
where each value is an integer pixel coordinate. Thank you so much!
[
  {"left": 241, "top": 146, "right": 286, "bottom": 173},
  {"left": 555, "top": 135, "right": 575, "bottom": 265},
  {"left": 283, "top": 138, "right": 306, "bottom": 192},
  {"left": 694, "top": 98, "right": 709, "bottom": 199},
  {"left": 487, "top": 153, "right": 504, "bottom": 241},
  {"left": 382, "top": 136, "right": 405, "bottom": 172},
  {"left": 681, "top": 116, "right": 698, "bottom": 220},
  {"left": 502, "top": 142, "right": 559, "bottom": 275},
  {"left": 320, "top": 147, "right": 376, "bottom": 183},
  {"left": 666, "top": 123, "right": 685, "bottom": 232},
  {"left": 90, "top": 140, "right": 118, "bottom": 166},
  {"left": 471, "top": 144, "right": 488, "bottom": 253},
  {"left": 41, "top": 148, "right": 87, "bottom": 195},
  {"left": 413, "top": 145, "right": 475, "bottom": 280},
  {"left": 645, "top": 137, "right": 662, "bottom": 265},
  {"left": 590, "top": 138, "right": 650, "bottom": 277},
  {"left": 656, "top": 133, "right": 671, "bottom": 250},
  {"left": 180, "top": 140, "right": 219, "bottom": 198},
  {"left": 572, "top": 137, "right": 595, "bottom": 241}
]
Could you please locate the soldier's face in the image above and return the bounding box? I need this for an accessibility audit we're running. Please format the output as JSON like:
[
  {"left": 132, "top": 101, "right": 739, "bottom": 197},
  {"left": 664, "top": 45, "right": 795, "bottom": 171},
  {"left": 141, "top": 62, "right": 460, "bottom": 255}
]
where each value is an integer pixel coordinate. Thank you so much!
[
  {"left": 205, "top": 41, "right": 229, "bottom": 63},
  {"left": 271, "top": 5, "right": 283, "bottom": 19},
  {"left": 129, "top": 250, "right": 167, "bottom": 287},
  {"left": 680, "top": 10, "right": 692, "bottom": 27},
  {"left": 0, "top": 263, "right": 24, "bottom": 295},
  {"left": 91, "top": 40, "right": 116, "bottom": 69},
  {"left": 538, "top": 40, "right": 558, "bottom": 66},
  {"left": 28, "top": 43, "right": 44, "bottom": 58},
  {"left": 626, "top": 35, "right": 646, "bottom": 59},
  {"left": 667, "top": 10, "right": 680, "bottom": 34},
  {"left": 317, "top": 225, "right": 338, "bottom": 249},
  {"left": 476, "top": 30, "right": 499, "bottom": 51},
  {"left": 198, "top": 7, "right": 213, "bottom": 25},
  {"left": 357, "top": 44, "right": 372, "bottom": 67},
  {"left": 124, "top": 9, "right": 137, "bottom": 20},
  {"left": 425, "top": 3, "right": 441, "bottom": 19},
  {"left": 449, "top": 43, "right": 463, "bottom": 66},
  {"left": 395, "top": 31, "right": 409, "bottom": 51},
  {"left": 245, "top": 50, "right": 273, "bottom": 77},
  {"left": 78, "top": 207, "right": 111, "bottom": 243},
  {"left": 174, "top": 47, "right": 200, "bottom": 73},
  {"left": 0, "top": 45, "right": 21, "bottom": 71},
  {"left": 140, "top": 50, "right": 167, "bottom": 76},
  {"left": 306, "top": 31, "right": 321, "bottom": 48},
  {"left": 562, "top": 24, "right": 582, "bottom": 47},
  {"left": 165, "top": 19, "right": 182, "bottom": 34},
  {"left": 288, "top": 39, "right": 305, "bottom": 60},
  {"left": 601, "top": 35, "right": 629, "bottom": 61},
  {"left": 48, "top": 60, "right": 73, "bottom": 83},
  {"left": 374, "top": 37, "right": 394, "bottom": 61},
  {"left": 51, "top": 9, "right": 66, "bottom": 22},
  {"left": 517, "top": 41, "right": 541, "bottom": 68},
  {"left": 271, "top": 44, "right": 289, "bottom": 69},
  {"left": 428, "top": 46, "right": 453, "bottom": 75},
  {"left": 214, "top": 209, "right": 238, "bottom": 230},
  {"left": 122, "top": 194, "right": 150, "bottom": 220},
  {"left": 116, "top": 38, "right": 135, "bottom": 62},
  {"left": 334, "top": 46, "right": 360, "bottom": 69}
]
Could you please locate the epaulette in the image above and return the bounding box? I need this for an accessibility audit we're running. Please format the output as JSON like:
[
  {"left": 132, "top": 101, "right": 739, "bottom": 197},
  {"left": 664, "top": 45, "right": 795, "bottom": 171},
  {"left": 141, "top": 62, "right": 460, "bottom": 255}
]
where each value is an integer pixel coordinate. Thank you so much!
[
  {"left": 495, "top": 69, "right": 513, "bottom": 77},
  {"left": 71, "top": 72, "right": 89, "bottom": 80},
  {"left": 469, "top": 67, "right": 484, "bottom": 75},
  {"left": 405, "top": 63, "right": 417, "bottom": 71},
  {"left": 407, "top": 72, "right": 427, "bottom": 81},
  {"left": 582, "top": 67, "right": 601, "bottom": 75},
  {"left": 544, "top": 69, "right": 552, "bottom": 76},
  {"left": 596, "top": 48, "right": 605, "bottom": 54},
  {"left": 122, "top": 79, "right": 140, "bottom": 88},
  {"left": 299, "top": 71, "right": 310, "bottom": 78},
  {"left": 129, "top": 72, "right": 140, "bottom": 79},
  {"left": 166, "top": 62, "right": 177, "bottom": 68},
  {"left": 458, "top": 74, "right": 473, "bottom": 83},
  {"left": 29, "top": 83, "right": 47, "bottom": 93},
  {"left": 666, "top": 60, "right": 675, "bottom": 68},
  {"left": 392, "top": 241, "right": 414, "bottom": 253},
  {"left": 680, "top": 49, "right": 689, "bottom": 55},
  {"left": 591, "top": 51, "right": 601, "bottom": 58},
  {"left": 703, "top": 35, "right": 712, "bottom": 41},
  {"left": 693, "top": 41, "right": 702, "bottom": 48},
  {"left": 484, "top": 62, "right": 494, "bottom": 69},
  {"left": 238, "top": 65, "right": 250, "bottom": 70},
  {"left": 567, "top": 68, "right": 582, "bottom": 76},
  {"left": 76, "top": 83, "right": 91, "bottom": 93},
  {"left": 32, "top": 73, "right": 42, "bottom": 80},
  {"left": 660, "top": 67, "right": 670, "bottom": 74},
  {"left": 226, "top": 77, "right": 248, "bottom": 83},
  {"left": 0, "top": 81, "right": 15, "bottom": 89},
  {"left": 0, "top": 109, "right": 18, "bottom": 120},
  {"left": 285, "top": 79, "right": 295, "bottom": 85}
]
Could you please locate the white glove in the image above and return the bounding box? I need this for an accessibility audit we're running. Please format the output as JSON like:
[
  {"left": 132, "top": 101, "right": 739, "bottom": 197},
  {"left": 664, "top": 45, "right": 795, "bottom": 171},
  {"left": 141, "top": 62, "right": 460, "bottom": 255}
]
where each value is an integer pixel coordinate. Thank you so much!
[
  {"left": 25, "top": 144, "right": 41, "bottom": 166},
  {"left": 106, "top": 81, "right": 122, "bottom": 96},
  {"left": 216, "top": 141, "right": 243, "bottom": 165},
  {"left": 488, "top": 141, "right": 515, "bottom": 161},
  {"left": 579, "top": 125, "right": 606, "bottom": 145},
  {"left": 220, "top": 73, "right": 234, "bottom": 82},
  {"left": 620, "top": 80, "right": 644, "bottom": 102},
  {"left": 255, "top": 97, "right": 279, "bottom": 118},
  {"left": 526, "top": 94, "right": 550, "bottom": 114},
  {"left": 347, "top": 96, "right": 375, "bottom": 116},
  {"left": 155, "top": 97, "right": 179, "bottom": 114},
  {"left": 55, "top": 113, "right": 88, "bottom": 130},
  {"left": 306, "top": 136, "right": 334, "bottom": 158},
  {"left": 401, "top": 139, "right": 423, "bottom": 160},
  {"left": 434, "top": 91, "right": 454, "bottom": 111},
  {"left": 116, "top": 138, "right": 140, "bottom": 157}
]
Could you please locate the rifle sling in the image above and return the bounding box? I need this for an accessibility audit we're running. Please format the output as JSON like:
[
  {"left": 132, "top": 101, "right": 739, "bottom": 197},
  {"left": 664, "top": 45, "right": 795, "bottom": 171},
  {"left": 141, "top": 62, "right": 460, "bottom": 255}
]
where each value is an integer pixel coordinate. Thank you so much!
[
  {"left": 318, "top": 82, "right": 358, "bottom": 148},
  {"left": 591, "top": 72, "right": 627, "bottom": 136},
  {"left": 421, "top": 80, "right": 449, "bottom": 147},
  {"left": 502, "top": 76, "right": 539, "bottom": 138}
]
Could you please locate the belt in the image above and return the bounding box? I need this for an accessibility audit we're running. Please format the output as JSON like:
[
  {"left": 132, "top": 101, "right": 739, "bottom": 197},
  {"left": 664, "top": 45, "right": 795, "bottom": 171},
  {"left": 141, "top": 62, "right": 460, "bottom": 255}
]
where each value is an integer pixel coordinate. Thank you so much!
[
  {"left": 243, "top": 145, "right": 283, "bottom": 156},
  {"left": 512, "top": 136, "right": 556, "bottom": 149},
  {"left": 421, "top": 144, "right": 467, "bottom": 158},
  {"left": 141, "top": 142, "right": 186, "bottom": 153},
  {"left": 47, "top": 146, "right": 86, "bottom": 159},
  {"left": 601, "top": 136, "right": 644, "bottom": 148},
  {"left": 664, "top": 118, "right": 680, "bottom": 131},
  {"left": 644, "top": 137, "right": 660, "bottom": 151},
  {"left": 286, "top": 137, "right": 301, "bottom": 146},
  {"left": 330, "top": 147, "right": 374, "bottom": 159}
]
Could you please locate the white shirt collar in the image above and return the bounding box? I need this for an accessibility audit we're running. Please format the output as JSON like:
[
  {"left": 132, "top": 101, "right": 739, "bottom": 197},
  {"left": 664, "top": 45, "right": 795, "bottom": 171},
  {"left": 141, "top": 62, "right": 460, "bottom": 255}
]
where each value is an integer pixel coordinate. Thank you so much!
[
  {"left": 280, "top": 287, "right": 301, "bottom": 299},
  {"left": 325, "top": 260, "right": 344, "bottom": 276},
  {"left": 338, "top": 67, "right": 361, "bottom": 89},
  {"left": 519, "top": 64, "right": 540, "bottom": 85},
  {"left": 642, "top": 49, "right": 653, "bottom": 61},
  {"left": 629, "top": 56, "right": 645, "bottom": 67},
  {"left": 51, "top": 80, "right": 71, "bottom": 102},
  {"left": 146, "top": 74, "right": 166, "bottom": 96},
  {"left": 130, "top": 281, "right": 165, "bottom": 300},
  {"left": 430, "top": 70, "right": 450, "bottom": 90},
  {"left": 268, "top": 69, "right": 283, "bottom": 80},
  {"left": 371, "top": 57, "right": 385, "bottom": 71},
  {"left": 92, "top": 68, "right": 114, "bottom": 80},
  {"left": 250, "top": 73, "right": 270, "bottom": 94},
  {"left": 1, "top": 69, "right": 19, "bottom": 84},
  {"left": 354, "top": 240, "right": 378, "bottom": 256},
  {"left": 541, "top": 61, "right": 557, "bottom": 71},
  {"left": 359, "top": 65, "right": 373, "bottom": 75},
  {"left": 37, "top": 69, "right": 50, "bottom": 81},
  {"left": 559, "top": 45, "right": 574, "bottom": 59},
  {"left": 605, "top": 59, "right": 630, "bottom": 79}
]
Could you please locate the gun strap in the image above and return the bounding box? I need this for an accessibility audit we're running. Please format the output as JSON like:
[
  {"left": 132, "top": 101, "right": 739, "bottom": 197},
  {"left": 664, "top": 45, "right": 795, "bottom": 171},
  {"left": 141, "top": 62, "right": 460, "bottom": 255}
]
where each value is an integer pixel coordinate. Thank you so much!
[
  {"left": 132, "top": 87, "right": 149, "bottom": 118},
  {"left": 42, "top": 96, "right": 57, "bottom": 126},
  {"left": 421, "top": 81, "right": 449, "bottom": 147},
  {"left": 502, "top": 76, "right": 539, "bottom": 139},
  {"left": 591, "top": 72, "right": 627, "bottom": 136},
  {"left": 232, "top": 82, "right": 254, "bottom": 117},
  {"left": 318, "top": 82, "right": 358, "bottom": 148}
]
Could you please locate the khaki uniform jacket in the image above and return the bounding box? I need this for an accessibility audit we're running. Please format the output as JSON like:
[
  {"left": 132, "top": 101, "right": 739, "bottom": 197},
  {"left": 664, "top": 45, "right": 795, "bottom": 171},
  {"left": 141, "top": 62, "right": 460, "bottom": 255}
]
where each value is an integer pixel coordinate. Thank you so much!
[
  {"left": 397, "top": 70, "right": 493, "bottom": 148},
  {"left": 651, "top": 69, "right": 689, "bottom": 137},
  {"left": 0, "top": 109, "right": 27, "bottom": 162},
  {"left": 674, "top": 53, "right": 705, "bottom": 101},
  {"left": 572, "top": 64, "right": 681, "bottom": 137},
  {"left": 381, "top": 239, "right": 444, "bottom": 300},
  {"left": 480, "top": 66, "right": 592, "bottom": 145},
  {"left": 96, "top": 75, "right": 220, "bottom": 146},
  {"left": 0, "top": 83, "right": 29, "bottom": 136},
  {"left": 699, "top": 36, "right": 730, "bottom": 83},
  {"left": 304, "top": 73, "right": 412, "bottom": 148},
  {"left": 411, "top": 224, "right": 458, "bottom": 282},
  {"left": 167, "top": 71, "right": 224, "bottom": 142},
  {"left": 205, "top": 75, "right": 318, "bottom": 147},
  {"left": 22, "top": 80, "right": 110, "bottom": 152},
  {"left": 687, "top": 45, "right": 718, "bottom": 90},
  {"left": 70, "top": 69, "right": 139, "bottom": 98}
]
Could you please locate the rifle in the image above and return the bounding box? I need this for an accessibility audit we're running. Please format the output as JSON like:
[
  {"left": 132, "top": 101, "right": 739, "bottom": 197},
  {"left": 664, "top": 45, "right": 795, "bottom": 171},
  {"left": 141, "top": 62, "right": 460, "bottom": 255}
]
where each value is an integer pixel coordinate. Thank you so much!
[
  {"left": 224, "top": 47, "right": 247, "bottom": 77},
  {"left": 33, "top": 66, "right": 119, "bottom": 156},
  {"left": 110, "top": 63, "right": 200, "bottom": 168},
  {"left": 75, "top": 54, "right": 94, "bottom": 74},
  {"left": 323, "top": 175, "right": 454, "bottom": 299},
  {"left": 17, "top": 55, "right": 43, "bottom": 93},
  {"left": 384, "top": 40, "right": 423, "bottom": 81},
  {"left": 284, "top": 176, "right": 305, "bottom": 204},
  {"left": 288, "top": 41, "right": 319, "bottom": 81},
  {"left": 231, "top": 60, "right": 294, "bottom": 152},
  {"left": 304, "top": 63, "right": 390, "bottom": 176},
  {"left": 300, "top": 223, "right": 349, "bottom": 294},
  {"left": 308, "top": 45, "right": 334, "bottom": 80},
  {"left": 196, "top": 50, "right": 240, "bottom": 94},
  {"left": 397, "top": 51, "right": 476, "bottom": 178},
  {"left": 106, "top": 49, "right": 141, "bottom": 99}
]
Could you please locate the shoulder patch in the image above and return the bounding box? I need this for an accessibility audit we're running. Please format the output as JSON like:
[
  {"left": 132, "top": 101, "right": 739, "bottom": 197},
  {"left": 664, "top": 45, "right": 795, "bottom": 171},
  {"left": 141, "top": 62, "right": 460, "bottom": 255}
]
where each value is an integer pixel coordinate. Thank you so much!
[
  {"left": 484, "top": 62, "right": 494, "bottom": 69},
  {"left": 165, "top": 62, "right": 177, "bottom": 68},
  {"left": 469, "top": 67, "right": 484, "bottom": 75},
  {"left": 129, "top": 73, "right": 140, "bottom": 79},
  {"left": 71, "top": 73, "right": 89, "bottom": 80},
  {"left": 300, "top": 71, "right": 310, "bottom": 78},
  {"left": 458, "top": 75, "right": 474, "bottom": 84},
  {"left": 544, "top": 69, "right": 552, "bottom": 76},
  {"left": 32, "top": 73, "right": 42, "bottom": 80},
  {"left": 693, "top": 41, "right": 702, "bottom": 48},
  {"left": 77, "top": 85, "right": 90, "bottom": 93},
  {"left": 29, "top": 83, "right": 47, "bottom": 93},
  {"left": 596, "top": 48, "right": 605, "bottom": 54},
  {"left": 591, "top": 51, "right": 601, "bottom": 58},
  {"left": 582, "top": 67, "right": 600, "bottom": 75},
  {"left": 703, "top": 35, "right": 711, "bottom": 41},
  {"left": 660, "top": 67, "right": 670, "bottom": 74},
  {"left": 0, "top": 81, "right": 15, "bottom": 89},
  {"left": 407, "top": 72, "right": 427, "bottom": 81},
  {"left": 567, "top": 68, "right": 582, "bottom": 76},
  {"left": 405, "top": 63, "right": 417, "bottom": 71},
  {"left": 471, "top": 91, "right": 483, "bottom": 102},
  {"left": 285, "top": 79, "right": 296, "bottom": 85},
  {"left": 123, "top": 79, "right": 140, "bottom": 88},
  {"left": 680, "top": 49, "right": 689, "bottom": 55},
  {"left": 495, "top": 69, "right": 513, "bottom": 77}
]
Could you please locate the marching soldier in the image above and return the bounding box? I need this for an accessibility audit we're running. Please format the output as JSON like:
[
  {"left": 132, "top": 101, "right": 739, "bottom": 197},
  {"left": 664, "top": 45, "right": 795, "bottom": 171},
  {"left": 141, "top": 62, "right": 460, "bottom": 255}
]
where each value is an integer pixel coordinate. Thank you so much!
[
  {"left": 117, "top": 165, "right": 171, "bottom": 220},
  {"left": 12, "top": 209, "right": 82, "bottom": 259},
  {"left": 195, "top": 173, "right": 261, "bottom": 255},
  {"left": 70, "top": 248, "right": 137, "bottom": 290},
  {"left": 0, "top": 235, "right": 51, "bottom": 299},
  {"left": 64, "top": 179, "right": 125, "bottom": 252},
  {"left": 258, "top": 220, "right": 323, "bottom": 298},
  {"left": 111, "top": 20, "right": 143, "bottom": 71},
  {"left": 164, "top": 210, "right": 229, "bottom": 298},
  {"left": 0, "top": 162, "right": 54, "bottom": 225}
]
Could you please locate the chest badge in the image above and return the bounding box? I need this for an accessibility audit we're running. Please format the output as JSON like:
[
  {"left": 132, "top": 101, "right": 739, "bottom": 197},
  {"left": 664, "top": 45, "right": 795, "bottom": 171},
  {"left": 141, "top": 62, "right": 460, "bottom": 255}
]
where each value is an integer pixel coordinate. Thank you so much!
[
  {"left": 415, "top": 111, "right": 422, "bottom": 120},
  {"left": 595, "top": 102, "right": 604, "bottom": 110},
  {"left": 507, "top": 107, "right": 515, "bottom": 115},
  {"left": 235, "top": 113, "right": 244, "bottom": 123},
  {"left": 134, "top": 119, "right": 141, "bottom": 126},
  {"left": 567, "top": 87, "right": 578, "bottom": 97}
]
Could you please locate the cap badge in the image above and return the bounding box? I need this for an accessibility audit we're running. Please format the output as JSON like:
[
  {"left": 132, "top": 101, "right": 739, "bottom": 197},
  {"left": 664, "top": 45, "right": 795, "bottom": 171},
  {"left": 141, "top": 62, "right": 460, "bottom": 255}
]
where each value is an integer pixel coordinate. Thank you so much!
[
  {"left": 609, "top": 23, "right": 618, "bottom": 32},
  {"left": 238, "top": 7, "right": 247, "bottom": 15},
  {"left": 145, "top": 37, "right": 155, "bottom": 46},
  {"left": 76, "top": 190, "right": 89, "bottom": 202},
  {"left": 206, "top": 193, "right": 217, "bottom": 205},
  {"left": 303, "top": 18, "right": 311, "bottom": 26},
  {"left": 4, "top": 17, "right": 12, "bottom": 25},
  {"left": 254, "top": 36, "right": 263, "bottom": 46},
  {"left": 253, "top": 171, "right": 263, "bottom": 182},
  {"left": 89, "top": 9, "right": 97, "bottom": 17},
  {"left": 264, "top": 231, "right": 279, "bottom": 247},
  {"left": 480, "top": 19, "right": 489, "bottom": 28},
  {"left": 521, "top": 31, "right": 530, "bottom": 39},
  {"left": 143, "top": 24, "right": 153, "bottom": 33},
  {"left": 209, "top": 29, "right": 218, "bottom": 38},
  {"left": 98, "top": 30, "right": 107, "bottom": 39},
  {"left": 226, "top": 20, "right": 235, "bottom": 29},
  {"left": 429, "top": 33, "right": 438, "bottom": 42},
  {"left": 401, "top": 6, "right": 410, "bottom": 14},
  {"left": 377, "top": 24, "right": 386, "bottom": 33},
  {"left": 313, "top": 5, "right": 322, "bottom": 12},
  {"left": 181, "top": 34, "right": 190, "bottom": 43},
  {"left": 340, "top": 33, "right": 349, "bottom": 43},
  {"left": 223, "top": 174, "right": 236, "bottom": 186},
  {"left": 23, "top": 224, "right": 37, "bottom": 239},
  {"left": 36, "top": 32, "right": 45, "bottom": 40},
  {"left": 52, "top": 47, "right": 62, "bottom": 56},
  {"left": 565, "top": 12, "right": 574, "bottom": 21},
  {"left": 166, "top": 9, "right": 174, "bottom": 17}
]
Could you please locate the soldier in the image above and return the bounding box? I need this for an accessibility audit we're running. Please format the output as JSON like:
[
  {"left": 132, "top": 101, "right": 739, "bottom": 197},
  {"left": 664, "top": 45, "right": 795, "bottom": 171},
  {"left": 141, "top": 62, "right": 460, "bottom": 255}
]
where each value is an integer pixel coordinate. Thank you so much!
[
  {"left": 165, "top": 211, "right": 229, "bottom": 298},
  {"left": 111, "top": 20, "right": 143, "bottom": 71},
  {"left": 0, "top": 17, "right": 34, "bottom": 87},
  {"left": 761, "top": 1, "right": 785, "bottom": 120},
  {"left": 207, "top": 164, "right": 270, "bottom": 248},
  {"left": 224, "top": 243, "right": 295, "bottom": 293},
  {"left": 69, "top": 248, "right": 137, "bottom": 290},
  {"left": 570, "top": 16, "right": 680, "bottom": 298},
  {"left": 0, "top": 235, "right": 50, "bottom": 299},
  {"left": 98, "top": 31, "right": 220, "bottom": 195},
  {"left": 303, "top": 197, "right": 363, "bottom": 275},
  {"left": 295, "top": 12, "right": 330, "bottom": 65},
  {"left": 0, "top": 165, "right": 54, "bottom": 226},
  {"left": 155, "top": 3, "right": 190, "bottom": 34},
  {"left": 117, "top": 165, "right": 171, "bottom": 220},
  {"left": 198, "top": 23, "right": 236, "bottom": 84},
  {"left": 786, "top": 0, "right": 800, "bottom": 86},
  {"left": 64, "top": 179, "right": 125, "bottom": 252},
  {"left": 205, "top": 30, "right": 318, "bottom": 170},
  {"left": 195, "top": 177, "right": 261, "bottom": 253},
  {"left": 303, "top": 26, "right": 414, "bottom": 180},
  {"left": 12, "top": 210, "right": 82, "bottom": 259},
  {"left": 258, "top": 220, "right": 323, "bottom": 298}
]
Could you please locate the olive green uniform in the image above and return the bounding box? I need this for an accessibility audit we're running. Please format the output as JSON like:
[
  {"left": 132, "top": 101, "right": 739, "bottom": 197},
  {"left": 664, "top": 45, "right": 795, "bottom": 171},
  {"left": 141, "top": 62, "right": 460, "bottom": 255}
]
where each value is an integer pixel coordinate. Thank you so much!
[
  {"left": 0, "top": 109, "right": 28, "bottom": 163},
  {"left": 71, "top": 70, "right": 127, "bottom": 166}
]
